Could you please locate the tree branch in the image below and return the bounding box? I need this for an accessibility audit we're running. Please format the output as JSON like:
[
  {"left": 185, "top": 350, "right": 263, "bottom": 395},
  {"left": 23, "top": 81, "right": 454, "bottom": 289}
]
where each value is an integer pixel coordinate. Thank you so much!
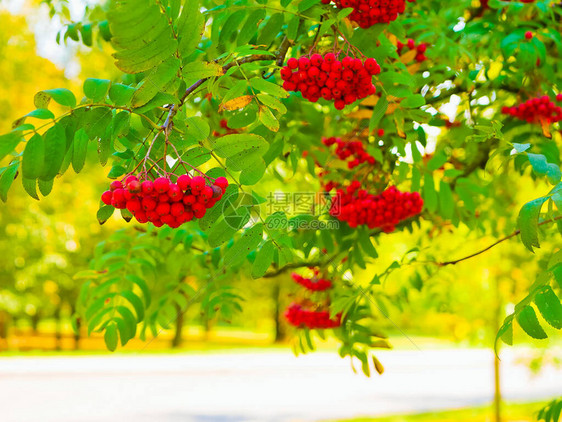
[{"left": 435, "top": 215, "right": 562, "bottom": 267}]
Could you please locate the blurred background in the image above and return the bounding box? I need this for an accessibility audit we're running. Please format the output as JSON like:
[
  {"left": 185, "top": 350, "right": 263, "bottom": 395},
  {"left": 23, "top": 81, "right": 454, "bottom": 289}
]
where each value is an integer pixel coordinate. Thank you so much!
[{"left": 0, "top": 1, "right": 561, "bottom": 421}]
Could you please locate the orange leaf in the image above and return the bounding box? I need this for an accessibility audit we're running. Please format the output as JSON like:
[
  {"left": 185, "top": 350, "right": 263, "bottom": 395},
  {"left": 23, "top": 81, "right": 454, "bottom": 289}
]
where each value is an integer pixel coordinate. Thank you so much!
[{"left": 219, "top": 95, "right": 253, "bottom": 111}]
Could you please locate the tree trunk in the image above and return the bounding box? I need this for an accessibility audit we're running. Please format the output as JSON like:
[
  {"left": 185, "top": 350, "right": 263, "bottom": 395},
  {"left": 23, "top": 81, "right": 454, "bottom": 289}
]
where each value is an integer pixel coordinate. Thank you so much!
[
  {"left": 273, "top": 279, "right": 286, "bottom": 343},
  {"left": 171, "top": 305, "right": 184, "bottom": 348},
  {"left": 54, "top": 306, "right": 62, "bottom": 351},
  {"left": 31, "top": 312, "right": 40, "bottom": 335},
  {"left": 493, "top": 276, "right": 502, "bottom": 422},
  {"left": 0, "top": 311, "right": 10, "bottom": 350}
]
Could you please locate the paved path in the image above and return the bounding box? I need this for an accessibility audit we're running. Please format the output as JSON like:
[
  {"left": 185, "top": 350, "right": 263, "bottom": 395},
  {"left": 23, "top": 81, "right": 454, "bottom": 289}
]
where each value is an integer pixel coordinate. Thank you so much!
[{"left": 0, "top": 348, "right": 560, "bottom": 421}]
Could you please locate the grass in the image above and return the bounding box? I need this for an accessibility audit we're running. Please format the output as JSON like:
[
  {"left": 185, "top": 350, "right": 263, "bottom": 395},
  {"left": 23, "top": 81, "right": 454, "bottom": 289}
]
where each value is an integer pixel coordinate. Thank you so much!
[{"left": 329, "top": 401, "right": 548, "bottom": 422}]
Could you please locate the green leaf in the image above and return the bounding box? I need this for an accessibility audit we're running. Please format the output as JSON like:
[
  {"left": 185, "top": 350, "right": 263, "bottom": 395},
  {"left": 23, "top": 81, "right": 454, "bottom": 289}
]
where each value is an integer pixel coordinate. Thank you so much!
[
  {"left": 0, "top": 132, "right": 22, "bottom": 162},
  {"left": 0, "top": 161, "right": 19, "bottom": 202},
  {"left": 518, "top": 196, "right": 548, "bottom": 252},
  {"left": 516, "top": 305, "right": 547, "bottom": 339},
  {"left": 257, "top": 93, "right": 287, "bottom": 114},
  {"left": 534, "top": 287, "right": 562, "bottom": 329},
  {"left": 369, "top": 95, "right": 388, "bottom": 132},
  {"left": 35, "top": 88, "right": 76, "bottom": 108},
  {"left": 186, "top": 117, "right": 210, "bottom": 142},
  {"left": 182, "top": 61, "right": 223, "bottom": 84},
  {"left": 298, "top": 0, "right": 320, "bottom": 12},
  {"left": 249, "top": 78, "right": 289, "bottom": 98},
  {"left": 495, "top": 315, "right": 513, "bottom": 354},
  {"left": 125, "top": 274, "right": 151, "bottom": 307},
  {"left": 257, "top": 13, "right": 284, "bottom": 47},
  {"left": 252, "top": 240, "right": 275, "bottom": 278},
  {"left": 258, "top": 106, "right": 279, "bottom": 132},
  {"left": 22, "top": 134, "right": 45, "bottom": 179},
  {"left": 104, "top": 323, "right": 118, "bottom": 351},
  {"left": 97, "top": 205, "right": 114, "bottom": 225},
  {"left": 131, "top": 57, "right": 181, "bottom": 107},
  {"left": 109, "top": 83, "right": 136, "bottom": 106},
  {"left": 177, "top": 0, "right": 205, "bottom": 60},
  {"left": 422, "top": 173, "right": 438, "bottom": 213},
  {"left": 212, "top": 133, "right": 267, "bottom": 158},
  {"left": 72, "top": 129, "right": 89, "bottom": 173},
  {"left": 40, "top": 123, "right": 67, "bottom": 181},
  {"left": 223, "top": 223, "right": 264, "bottom": 267},
  {"left": 439, "top": 181, "right": 455, "bottom": 220},
  {"left": 84, "top": 78, "right": 111, "bottom": 102},
  {"left": 401, "top": 94, "right": 425, "bottom": 109},
  {"left": 22, "top": 177, "right": 39, "bottom": 200},
  {"left": 238, "top": 9, "right": 266, "bottom": 45},
  {"left": 38, "top": 178, "right": 53, "bottom": 196},
  {"left": 23, "top": 109, "right": 55, "bottom": 120}
]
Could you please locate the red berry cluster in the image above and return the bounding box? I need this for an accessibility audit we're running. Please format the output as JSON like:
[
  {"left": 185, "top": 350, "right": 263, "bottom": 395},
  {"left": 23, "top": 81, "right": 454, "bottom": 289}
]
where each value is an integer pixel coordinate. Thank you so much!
[
  {"left": 328, "top": 181, "right": 423, "bottom": 232},
  {"left": 281, "top": 54, "right": 381, "bottom": 110},
  {"left": 285, "top": 303, "right": 342, "bottom": 329},
  {"left": 501, "top": 95, "right": 562, "bottom": 124},
  {"left": 396, "top": 39, "right": 428, "bottom": 63},
  {"left": 322, "top": 137, "right": 376, "bottom": 169},
  {"left": 292, "top": 272, "right": 333, "bottom": 292},
  {"left": 321, "top": 0, "right": 416, "bottom": 28},
  {"left": 101, "top": 174, "right": 229, "bottom": 228}
]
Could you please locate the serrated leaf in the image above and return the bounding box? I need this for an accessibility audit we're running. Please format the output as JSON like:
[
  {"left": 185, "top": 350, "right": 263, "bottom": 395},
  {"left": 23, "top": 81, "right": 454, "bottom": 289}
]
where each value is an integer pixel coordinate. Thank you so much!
[
  {"left": 518, "top": 197, "right": 548, "bottom": 252},
  {"left": 0, "top": 132, "right": 22, "bottom": 162},
  {"left": 35, "top": 88, "right": 76, "bottom": 108},
  {"left": 72, "top": 129, "right": 89, "bottom": 173},
  {"left": 97, "top": 205, "right": 114, "bottom": 225},
  {"left": 249, "top": 78, "right": 289, "bottom": 98},
  {"left": 258, "top": 106, "right": 279, "bottom": 132},
  {"left": 84, "top": 78, "right": 111, "bottom": 102},
  {"left": 104, "top": 323, "right": 118, "bottom": 351},
  {"left": 535, "top": 287, "right": 562, "bottom": 329},
  {"left": 223, "top": 223, "right": 263, "bottom": 267},
  {"left": 22, "top": 134, "right": 44, "bottom": 179},
  {"left": 109, "top": 83, "right": 136, "bottom": 106},
  {"left": 220, "top": 95, "right": 253, "bottom": 111},
  {"left": 40, "top": 123, "right": 67, "bottom": 181},
  {"left": 516, "top": 305, "right": 548, "bottom": 339},
  {"left": 252, "top": 240, "right": 275, "bottom": 278},
  {"left": 0, "top": 161, "right": 19, "bottom": 202}
]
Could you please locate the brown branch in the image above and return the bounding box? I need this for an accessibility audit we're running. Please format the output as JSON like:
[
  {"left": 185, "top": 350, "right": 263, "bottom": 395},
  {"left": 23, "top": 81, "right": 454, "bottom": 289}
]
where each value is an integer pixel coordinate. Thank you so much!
[{"left": 435, "top": 215, "right": 562, "bottom": 267}]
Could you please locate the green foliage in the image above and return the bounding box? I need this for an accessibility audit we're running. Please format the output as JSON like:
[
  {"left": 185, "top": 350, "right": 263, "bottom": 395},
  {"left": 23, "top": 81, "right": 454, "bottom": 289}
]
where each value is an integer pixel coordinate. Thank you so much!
[
  {"left": 1, "top": 0, "right": 562, "bottom": 366},
  {"left": 538, "top": 398, "right": 562, "bottom": 422}
]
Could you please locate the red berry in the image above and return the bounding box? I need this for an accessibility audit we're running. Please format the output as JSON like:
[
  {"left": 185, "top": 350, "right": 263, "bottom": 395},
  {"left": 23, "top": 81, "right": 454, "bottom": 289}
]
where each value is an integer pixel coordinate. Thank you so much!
[
  {"left": 142, "top": 197, "right": 157, "bottom": 211},
  {"left": 154, "top": 177, "right": 170, "bottom": 193},
  {"left": 110, "top": 181, "right": 123, "bottom": 191},
  {"left": 525, "top": 31, "right": 533, "bottom": 40},
  {"left": 113, "top": 188, "right": 126, "bottom": 203},
  {"left": 171, "top": 202, "right": 185, "bottom": 217},
  {"left": 141, "top": 180, "right": 154, "bottom": 195},
  {"left": 287, "top": 58, "right": 298, "bottom": 69},
  {"left": 156, "top": 202, "right": 171, "bottom": 216},
  {"left": 298, "top": 57, "right": 310, "bottom": 70},
  {"left": 101, "top": 191, "right": 113, "bottom": 205},
  {"left": 126, "top": 198, "right": 141, "bottom": 213},
  {"left": 127, "top": 180, "right": 141, "bottom": 193},
  {"left": 192, "top": 203, "right": 206, "bottom": 218},
  {"left": 191, "top": 176, "right": 206, "bottom": 192},
  {"left": 201, "top": 185, "right": 214, "bottom": 200},
  {"left": 168, "top": 184, "right": 183, "bottom": 201},
  {"left": 183, "top": 194, "right": 197, "bottom": 205},
  {"left": 377, "top": 129, "right": 385, "bottom": 137},
  {"left": 177, "top": 175, "right": 192, "bottom": 191},
  {"left": 324, "top": 53, "right": 336, "bottom": 64}
]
